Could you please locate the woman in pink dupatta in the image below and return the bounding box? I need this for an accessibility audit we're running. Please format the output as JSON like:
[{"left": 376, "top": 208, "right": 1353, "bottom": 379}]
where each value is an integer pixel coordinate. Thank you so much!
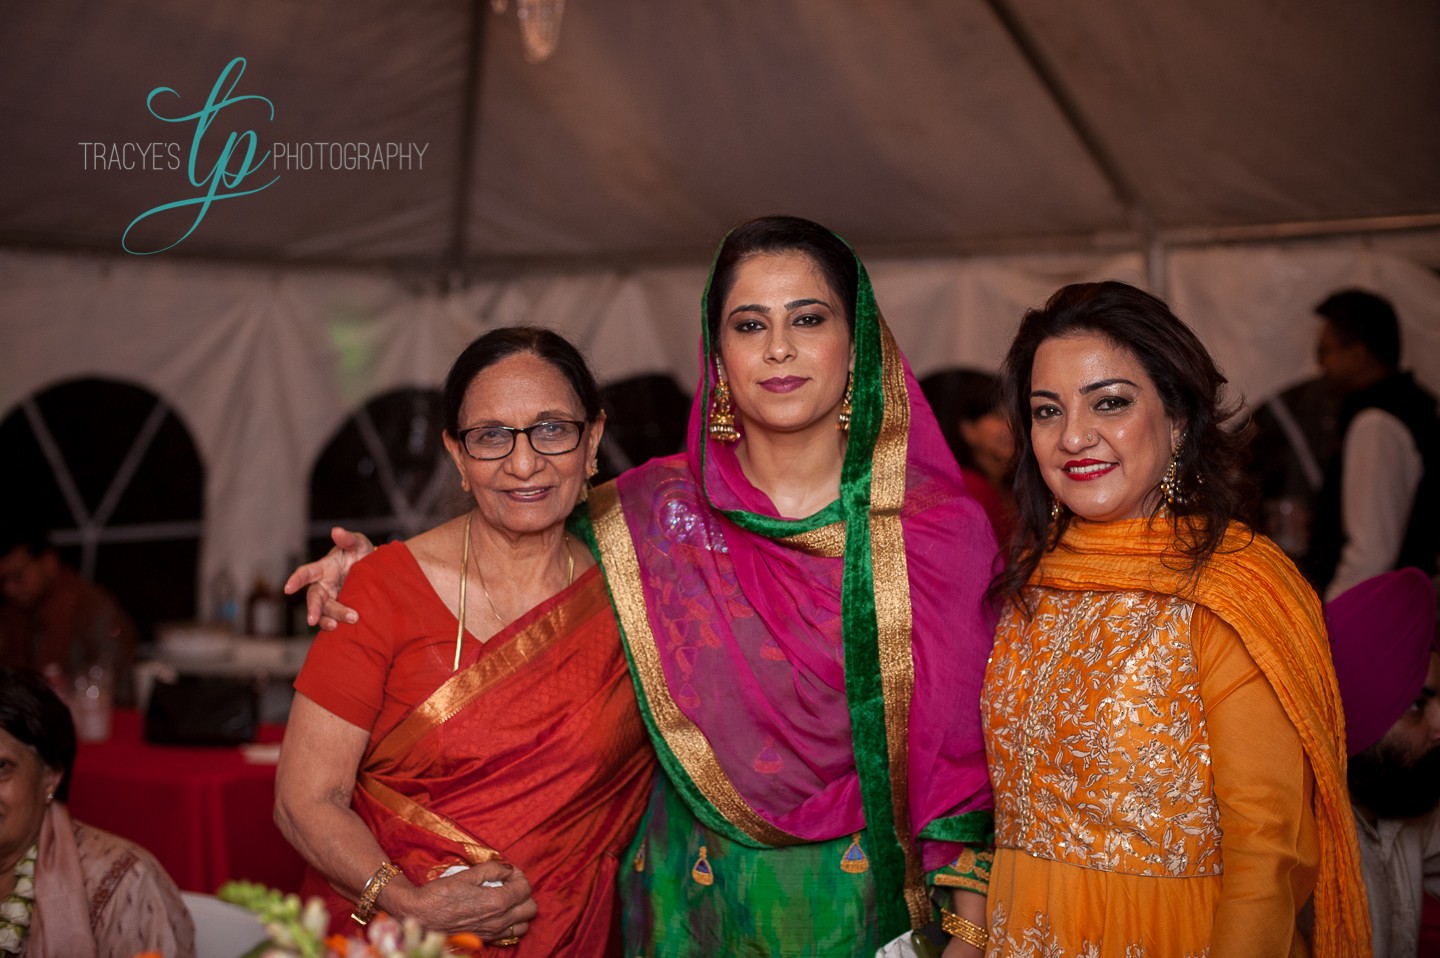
[{"left": 584, "top": 216, "right": 997, "bottom": 956}]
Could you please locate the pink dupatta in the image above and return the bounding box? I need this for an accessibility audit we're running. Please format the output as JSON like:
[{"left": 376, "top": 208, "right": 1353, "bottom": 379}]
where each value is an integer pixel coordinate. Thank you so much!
[{"left": 587, "top": 245, "right": 996, "bottom": 936}]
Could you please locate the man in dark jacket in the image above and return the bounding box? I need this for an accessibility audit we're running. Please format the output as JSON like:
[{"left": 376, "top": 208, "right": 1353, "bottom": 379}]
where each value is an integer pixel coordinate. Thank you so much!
[{"left": 1307, "top": 289, "right": 1440, "bottom": 600}]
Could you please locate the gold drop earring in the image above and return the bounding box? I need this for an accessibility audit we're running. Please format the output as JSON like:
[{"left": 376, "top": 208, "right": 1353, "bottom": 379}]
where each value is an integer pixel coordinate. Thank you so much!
[
  {"left": 836, "top": 373, "right": 853, "bottom": 433},
  {"left": 708, "top": 363, "right": 740, "bottom": 444}
]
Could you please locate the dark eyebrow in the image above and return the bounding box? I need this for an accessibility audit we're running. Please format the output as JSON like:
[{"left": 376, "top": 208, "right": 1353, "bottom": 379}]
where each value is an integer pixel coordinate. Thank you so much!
[
  {"left": 1030, "top": 389, "right": 1060, "bottom": 401},
  {"left": 786, "top": 298, "right": 831, "bottom": 311},
  {"left": 1080, "top": 378, "right": 1139, "bottom": 395},
  {"left": 728, "top": 303, "right": 770, "bottom": 319}
]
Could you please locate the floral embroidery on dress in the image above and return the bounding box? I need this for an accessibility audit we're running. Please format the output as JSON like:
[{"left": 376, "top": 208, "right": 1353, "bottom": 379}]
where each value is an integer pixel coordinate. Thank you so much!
[
  {"left": 987, "top": 905, "right": 1211, "bottom": 958},
  {"left": 982, "top": 589, "right": 1222, "bottom": 878}
]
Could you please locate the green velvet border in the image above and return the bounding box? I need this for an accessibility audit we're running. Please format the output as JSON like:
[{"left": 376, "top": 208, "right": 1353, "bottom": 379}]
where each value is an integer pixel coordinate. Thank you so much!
[
  {"left": 917, "top": 809, "right": 995, "bottom": 845},
  {"left": 615, "top": 232, "right": 915, "bottom": 937}
]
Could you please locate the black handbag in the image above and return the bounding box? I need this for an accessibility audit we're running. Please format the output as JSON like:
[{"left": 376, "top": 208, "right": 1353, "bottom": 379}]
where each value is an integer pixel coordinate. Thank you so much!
[{"left": 143, "top": 675, "right": 259, "bottom": 746}]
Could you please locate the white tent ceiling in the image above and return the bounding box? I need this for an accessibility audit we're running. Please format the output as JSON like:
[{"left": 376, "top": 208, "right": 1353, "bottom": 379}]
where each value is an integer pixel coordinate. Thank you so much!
[
  {"left": 2, "top": 1, "right": 1439, "bottom": 612},
  {"left": 3, "top": 0, "right": 1438, "bottom": 270}
]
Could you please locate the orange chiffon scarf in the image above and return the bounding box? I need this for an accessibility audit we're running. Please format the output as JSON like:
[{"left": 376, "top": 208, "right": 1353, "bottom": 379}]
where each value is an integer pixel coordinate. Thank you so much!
[{"left": 1029, "top": 517, "right": 1370, "bottom": 957}]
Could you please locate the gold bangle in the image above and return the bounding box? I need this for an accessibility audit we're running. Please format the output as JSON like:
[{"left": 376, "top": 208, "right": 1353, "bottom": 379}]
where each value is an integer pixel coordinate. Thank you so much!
[
  {"left": 940, "top": 908, "right": 989, "bottom": 950},
  {"left": 351, "top": 861, "right": 400, "bottom": 926}
]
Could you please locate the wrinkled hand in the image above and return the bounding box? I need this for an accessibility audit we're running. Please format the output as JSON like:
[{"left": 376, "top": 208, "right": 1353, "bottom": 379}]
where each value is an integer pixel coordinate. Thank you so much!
[
  {"left": 397, "top": 861, "right": 538, "bottom": 940},
  {"left": 283, "top": 527, "right": 374, "bottom": 631}
]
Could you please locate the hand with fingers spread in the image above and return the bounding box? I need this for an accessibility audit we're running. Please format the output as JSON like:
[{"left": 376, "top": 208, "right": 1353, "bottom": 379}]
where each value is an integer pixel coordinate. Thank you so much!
[{"left": 283, "top": 526, "right": 372, "bottom": 631}]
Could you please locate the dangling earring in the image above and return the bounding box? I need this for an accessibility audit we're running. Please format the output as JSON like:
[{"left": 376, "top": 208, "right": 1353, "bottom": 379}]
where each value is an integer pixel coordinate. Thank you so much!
[
  {"left": 578, "top": 460, "right": 597, "bottom": 504},
  {"left": 460, "top": 476, "right": 471, "bottom": 494},
  {"left": 836, "top": 374, "right": 853, "bottom": 433},
  {"left": 708, "top": 366, "right": 740, "bottom": 444},
  {"left": 1049, "top": 497, "right": 1062, "bottom": 523},
  {"left": 1160, "top": 437, "right": 1186, "bottom": 508}
]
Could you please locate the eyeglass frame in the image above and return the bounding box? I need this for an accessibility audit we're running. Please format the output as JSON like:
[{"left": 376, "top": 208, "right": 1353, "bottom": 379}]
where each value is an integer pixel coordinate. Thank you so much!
[{"left": 454, "top": 419, "right": 589, "bottom": 461}]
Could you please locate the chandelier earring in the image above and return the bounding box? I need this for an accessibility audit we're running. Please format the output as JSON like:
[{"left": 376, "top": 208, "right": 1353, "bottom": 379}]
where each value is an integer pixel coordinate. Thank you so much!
[
  {"left": 1160, "top": 437, "right": 1187, "bottom": 508},
  {"left": 708, "top": 365, "right": 740, "bottom": 444},
  {"left": 837, "top": 373, "right": 854, "bottom": 433}
]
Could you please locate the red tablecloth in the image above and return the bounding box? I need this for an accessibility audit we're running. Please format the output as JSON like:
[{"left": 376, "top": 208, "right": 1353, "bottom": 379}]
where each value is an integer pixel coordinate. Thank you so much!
[{"left": 68, "top": 709, "right": 305, "bottom": 895}]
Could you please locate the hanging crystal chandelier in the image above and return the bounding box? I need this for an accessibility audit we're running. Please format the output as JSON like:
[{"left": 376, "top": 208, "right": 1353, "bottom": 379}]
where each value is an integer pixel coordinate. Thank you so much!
[{"left": 490, "top": 0, "right": 565, "bottom": 63}]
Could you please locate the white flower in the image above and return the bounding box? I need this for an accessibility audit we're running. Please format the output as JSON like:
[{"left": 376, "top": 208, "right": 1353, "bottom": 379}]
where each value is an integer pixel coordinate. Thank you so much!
[{"left": 301, "top": 897, "right": 328, "bottom": 938}]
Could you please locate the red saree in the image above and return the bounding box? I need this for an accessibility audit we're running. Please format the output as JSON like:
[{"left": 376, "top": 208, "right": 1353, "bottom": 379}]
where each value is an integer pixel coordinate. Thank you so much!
[{"left": 294, "top": 543, "right": 655, "bottom": 955}]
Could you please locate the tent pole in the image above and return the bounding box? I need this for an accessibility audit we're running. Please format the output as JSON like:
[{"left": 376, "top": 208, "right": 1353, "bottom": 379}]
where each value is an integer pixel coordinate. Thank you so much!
[
  {"left": 447, "top": 0, "right": 489, "bottom": 285},
  {"left": 982, "top": 0, "right": 1160, "bottom": 281}
]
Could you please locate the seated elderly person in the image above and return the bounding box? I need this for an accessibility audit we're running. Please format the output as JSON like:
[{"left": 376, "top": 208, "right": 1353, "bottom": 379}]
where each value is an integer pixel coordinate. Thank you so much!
[
  {"left": 0, "top": 667, "right": 194, "bottom": 957},
  {"left": 1329, "top": 568, "right": 1440, "bottom": 958}
]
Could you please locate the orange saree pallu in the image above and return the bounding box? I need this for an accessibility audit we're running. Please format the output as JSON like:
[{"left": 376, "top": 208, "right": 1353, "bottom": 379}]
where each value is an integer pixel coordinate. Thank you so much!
[{"left": 296, "top": 545, "right": 655, "bottom": 955}]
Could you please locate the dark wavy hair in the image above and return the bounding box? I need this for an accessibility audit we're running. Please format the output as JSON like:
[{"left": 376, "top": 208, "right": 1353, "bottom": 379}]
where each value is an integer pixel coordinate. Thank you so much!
[
  {"left": 441, "top": 326, "right": 603, "bottom": 438},
  {"left": 0, "top": 667, "right": 77, "bottom": 802},
  {"left": 704, "top": 215, "right": 858, "bottom": 347},
  {"left": 990, "top": 281, "right": 1254, "bottom": 602}
]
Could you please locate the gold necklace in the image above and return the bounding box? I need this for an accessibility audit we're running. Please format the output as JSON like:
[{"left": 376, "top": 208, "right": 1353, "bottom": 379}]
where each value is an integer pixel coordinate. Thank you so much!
[{"left": 454, "top": 512, "right": 575, "bottom": 670}]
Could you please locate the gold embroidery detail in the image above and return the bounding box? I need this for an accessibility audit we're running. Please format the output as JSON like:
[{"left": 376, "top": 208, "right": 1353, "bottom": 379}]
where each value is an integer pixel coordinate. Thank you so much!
[
  {"left": 869, "top": 320, "right": 927, "bottom": 924},
  {"left": 839, "top": 833, "right": 869, "bottom": 873},
  {"left": 589, "top": 481, "right": 801, "bottom": 846},
  {"left": 776, "top": 520, "right": 847, "bottom": 557},
  {"left": 690, "top": 845, "right": 714, "bottom": 885},
  {"left": 987, "top": 905, "right": 1211, "bottom": 957},
  {"left": 933, "top": 847, "right": 992, "bottom": 893},
  {"left": 982, "top": 588, "right": 1221, "bottom": 878}
]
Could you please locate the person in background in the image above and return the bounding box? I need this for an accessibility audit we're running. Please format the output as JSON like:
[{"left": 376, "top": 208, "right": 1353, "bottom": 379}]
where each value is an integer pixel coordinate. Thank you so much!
[
  {"left": 275, "top": 328, "right": 654, "bottom": 953},
  {"left": 0, "top": 523, "right": 137, "bottom": 708},
  {"left": 1328, "top": 567, "right": 1440, "bottom": 958},
  {"left": 1247, "top": 375, "right": 1337, "bottom": 560},
  {"left": 920, "top": 368, "right": 1016, "bottom": 544},
  {"left": 0, "top": 666, "right": 194, "bottom": 957},
  {"left": 1307, "top": 289, "right": 1440, "bottom": 600},
  {"left": 984, "top": 281, "right": 1370, "bottom": 955}
]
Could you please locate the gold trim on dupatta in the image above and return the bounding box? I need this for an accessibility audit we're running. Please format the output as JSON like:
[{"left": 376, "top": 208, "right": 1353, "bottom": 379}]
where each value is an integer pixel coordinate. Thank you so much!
[
  {"left": 590, "top": 481, "right": 802, "bottom": 847},
  {"left": 870, "top": 320, "right": 927, "bottom": 924},
  {"left": 776, "top": 521, "right": 847, "bottom": 557},
  {"left": 355, "top": 574, "right": 608, "bottom": 861}
]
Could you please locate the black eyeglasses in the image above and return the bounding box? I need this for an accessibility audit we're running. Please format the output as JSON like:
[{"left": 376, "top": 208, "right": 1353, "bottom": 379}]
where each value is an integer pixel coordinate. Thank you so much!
[{"left": 457, "top": 420, "right": 586, "bottom": 461}]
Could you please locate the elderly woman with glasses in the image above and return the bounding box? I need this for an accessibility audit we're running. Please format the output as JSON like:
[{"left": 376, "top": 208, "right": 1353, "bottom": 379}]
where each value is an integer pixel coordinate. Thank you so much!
[{"left": 274, "top": 327, "right": 656, "bottom": 953}]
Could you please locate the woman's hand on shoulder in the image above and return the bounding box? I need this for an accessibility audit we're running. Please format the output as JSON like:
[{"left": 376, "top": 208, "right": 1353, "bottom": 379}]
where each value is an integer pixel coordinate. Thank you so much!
[
  {"left": 283, "top": 527, "right": 374, "bottom": 630},
  {"left": 390, "top": 860, "right": 538, "bottom": 940}
]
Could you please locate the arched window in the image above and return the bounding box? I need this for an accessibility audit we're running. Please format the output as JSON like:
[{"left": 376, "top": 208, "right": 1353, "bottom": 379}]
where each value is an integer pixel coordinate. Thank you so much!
[
  {"left": 307, "top": 387, "right": 459, "bottom": 557},
  {"left": 0, "top": 377, "right": 204, "bottom": 641},
  {"left": 596, "top": 374, "right": 691, "bottom": 482}
]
